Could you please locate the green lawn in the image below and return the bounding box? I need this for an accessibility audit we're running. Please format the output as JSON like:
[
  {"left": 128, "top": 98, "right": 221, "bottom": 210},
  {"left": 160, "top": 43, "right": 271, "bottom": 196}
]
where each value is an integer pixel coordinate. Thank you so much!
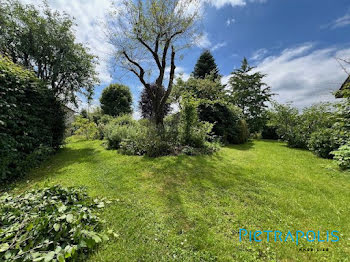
[{"left": 7, "top": 138, "right": 350, "bottom": 261}]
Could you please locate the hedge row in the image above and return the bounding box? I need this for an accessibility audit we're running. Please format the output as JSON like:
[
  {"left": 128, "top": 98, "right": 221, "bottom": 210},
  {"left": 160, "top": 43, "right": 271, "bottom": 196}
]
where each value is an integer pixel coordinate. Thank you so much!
[{"left": 0, "top": 57, "right": 65, "bottom": 182}]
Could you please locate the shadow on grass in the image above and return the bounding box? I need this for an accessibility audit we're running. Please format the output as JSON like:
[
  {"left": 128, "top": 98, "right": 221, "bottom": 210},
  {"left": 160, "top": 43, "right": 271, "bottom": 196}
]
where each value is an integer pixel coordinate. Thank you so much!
[
  {"left": 3, "top": 146, "right": 99, "bottom": 192},
  {"left": 139, "top": 150, "right": 264, "bottom": 244},
  {"left": 226, "top": 140, "right": 254, "bottom": 151}
]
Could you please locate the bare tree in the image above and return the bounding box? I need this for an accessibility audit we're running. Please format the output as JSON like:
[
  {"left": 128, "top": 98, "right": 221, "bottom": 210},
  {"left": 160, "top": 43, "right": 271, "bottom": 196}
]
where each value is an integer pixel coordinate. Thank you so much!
[{"left": 107, "top": 0, "right": 201, "bottom": 126}]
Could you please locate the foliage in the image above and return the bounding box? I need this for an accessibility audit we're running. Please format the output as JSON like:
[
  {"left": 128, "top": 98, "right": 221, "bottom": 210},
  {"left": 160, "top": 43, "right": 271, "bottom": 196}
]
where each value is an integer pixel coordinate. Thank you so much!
[
  {"left": 267, "top": 102, "right": 336, "bottom": 149},
  {"left": 179, "top": 97, "right": 214, "bottom": 148},
  {"left": 105, "top": 123, "right": 143, "bottom": 151},
  {"left": 0, "top": 186, "right": 109, "bottom": 261},
  {"left": 100, "top": 84, "right": 133, "bottom": 117},
  {"left": 333, "top": 100, "right": 350, "bottom": 146},
  {"left": 0, "top": 0, "right": 98, "bottom": 105},
  {"left": 173, "top": 74, "right": 224, "bottom": 102},
  {"left": 267, "top": 102, "right": 299, "bottom": 143},
  {"left": 139, "top": 84, "right": 171, "bottom": 119},
  {"left": 299, "top": 103, "right": 336, "bottom": 140},
  {"left": 72, "top": 116, "right": 99, "bottom": 140},
  {"left": 198, "top": 103, "right": 249, "bottom": 144},
  {"left": 102, "top": 110, "right": 216, "bottom": 157},
  {"left": 192, "top": 50, "right": 220, "bottom": 80},
  {"left": 228, "top": 58, "right": 273, "bottom": 133},
  {"left": 332, "top": 143, "right": 350, "bottom": 170},
  {"left": 103, "top": 115, "right": 142, "bottom": 150},
  {"left": 0, "top": 56, "right": 65, "bottom": 182},
  {"left": 80, "top": 109, "right": 89, "bottom": 119},
  {"left": 308, "top": 129, "right": 339, "bottom": 159},
  {"left": 173, "top": 75, "right": 248, "bottom": 144},
  {"left": 261, "top": 125, "right": 279, "bottom": 140},
  {"left": 107, "top": 0, "right": 201, "bottom": 125}
]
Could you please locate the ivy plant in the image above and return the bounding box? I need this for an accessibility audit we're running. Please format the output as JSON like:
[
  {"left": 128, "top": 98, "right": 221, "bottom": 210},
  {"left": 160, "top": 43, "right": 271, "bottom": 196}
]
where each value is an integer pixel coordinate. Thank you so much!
[{"left": 0, "top": 186, "right": 110, "bottom": 261}]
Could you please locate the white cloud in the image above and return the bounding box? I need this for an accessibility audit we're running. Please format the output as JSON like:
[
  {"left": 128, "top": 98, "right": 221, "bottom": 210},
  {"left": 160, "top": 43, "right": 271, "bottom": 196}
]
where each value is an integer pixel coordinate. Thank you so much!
[
  {"left": 175, "top": 67, "right": 191, "bottom": 81},
  {"left": 203, "top": 0, "right": 266, "bottom": 9},
  {"left": 211, "top": 42, "right": 227, "bottom": 51},
  {"left": 253, "top": 43, "right": 350, "bottom": 108},
  {"left": 221, "top": 75, "right": 231, "bottom": 85},
  {"left": 165, "top": 66, "right": 191, "bottom": 81},
  {"left": 20, "top": 0, "right": 114, "bottom": 85},
  {"left": 251, "top": 48, "right": 268, "bottom": 61},
  {"left": 204, "top": 0, "right": 246, "bottom": 8},
  {"left": 195, "top": 32, "right": 212, "bottom": 48},
  {"left": 226, "top": 18, "right": 236, "bottom": 26},
  {"left": 323, "top": 12, "right": 350, "bottom": 29}
]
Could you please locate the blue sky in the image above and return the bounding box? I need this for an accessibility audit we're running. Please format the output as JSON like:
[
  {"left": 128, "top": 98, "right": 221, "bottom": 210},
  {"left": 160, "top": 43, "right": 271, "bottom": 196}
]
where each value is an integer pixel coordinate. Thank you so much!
[{"left": 22, "top": 0, "right": 350, "bottom": 115}]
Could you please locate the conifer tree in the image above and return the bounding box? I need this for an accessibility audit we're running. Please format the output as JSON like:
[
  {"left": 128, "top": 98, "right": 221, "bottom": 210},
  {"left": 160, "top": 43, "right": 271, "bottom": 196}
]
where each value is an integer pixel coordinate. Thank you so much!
[
  {"left": 193, "top": 50, "right": 220, "bottom": 80},
  {"left": 229, "top": 58, "right": 273, "bottom": 133}
]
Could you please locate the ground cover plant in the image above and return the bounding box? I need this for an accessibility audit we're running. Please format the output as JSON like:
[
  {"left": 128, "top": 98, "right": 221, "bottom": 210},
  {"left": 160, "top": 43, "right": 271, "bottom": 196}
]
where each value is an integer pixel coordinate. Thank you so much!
[
  {"left": 5, "top": 138, "right": 350, "bottom": 261},
  {"left": 0, "top": 186, "right": 109, "bottom": 261}
]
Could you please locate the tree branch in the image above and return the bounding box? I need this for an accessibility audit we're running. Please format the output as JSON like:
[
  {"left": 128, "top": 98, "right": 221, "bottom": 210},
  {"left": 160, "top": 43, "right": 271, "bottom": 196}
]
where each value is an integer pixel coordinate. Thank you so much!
[
  {"left": 122, "top": 51, "right": 148, "bottom": 87},
  {"left": 162, "top": 45, "right": 176, "bottom": 105},
  {"left": 136, "top": 34, "right": 162, "bottom": 70}
]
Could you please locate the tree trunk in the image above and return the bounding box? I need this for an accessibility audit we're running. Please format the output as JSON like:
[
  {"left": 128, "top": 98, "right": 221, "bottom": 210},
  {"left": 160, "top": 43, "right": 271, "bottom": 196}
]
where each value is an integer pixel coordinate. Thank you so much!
[{"left": 150, "top": 83, "right": 165, "bottom": 127}]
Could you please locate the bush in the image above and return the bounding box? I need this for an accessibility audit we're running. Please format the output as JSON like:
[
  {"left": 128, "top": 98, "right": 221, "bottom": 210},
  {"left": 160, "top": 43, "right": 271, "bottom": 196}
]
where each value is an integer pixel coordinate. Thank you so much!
[
  {"left": 0, "top": 56, "right": 65, "bottom": 182},
  {"left": 104, "top": 115, "right": 140, "bottom": 149},
  {"left": 332, "top": 144, "right": 350, "bottom": 170},
  {"left": 333, "top": 100, "right": 350, "bottom": 147},
  {"left": 119, "top": 123, "right": 174, "bottom": 157},
  {"left": 0, "top": 186, "right": 109, "bottom": 261},
  {"left": 198, "top": 103, "right": 248, "bottom": 144},
  {"left": 261, "top": 125, "right": 279, "bottom": 140},
  {"left": 268, "top": 102, "right": 336, "bottom": 149},
  {"left": 173, "top": 76, "right": 247, "bottom": 145},
  {"left": 72, "top": 116, "right": 99, "bottom": 140},
  {"left": 308, "top": 129, "right": 339, "bottom": 159},
  {"left": 179, "top": 97, "right": 214, "bottom": 148}
]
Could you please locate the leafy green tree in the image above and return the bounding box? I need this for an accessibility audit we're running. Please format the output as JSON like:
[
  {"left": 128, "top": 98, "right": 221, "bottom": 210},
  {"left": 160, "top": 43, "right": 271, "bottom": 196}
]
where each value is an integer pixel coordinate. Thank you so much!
[
  {"left": 228, "top": 58, "right": 273, "bottom": 133},
  {"left": 267, "top": 102, "right": 300, "bottom": 144},
  {"left": 107, "top": 0, "right": 200, "bottom": 126},
  {"left": 100, "top": 84, "right": 133, "bottom": 117},
  {"left": 193, "top": 50, "right": 220, "bottom": 80},
  {"left": 0, "top": 0, "right": 98, "bottom": 104}
]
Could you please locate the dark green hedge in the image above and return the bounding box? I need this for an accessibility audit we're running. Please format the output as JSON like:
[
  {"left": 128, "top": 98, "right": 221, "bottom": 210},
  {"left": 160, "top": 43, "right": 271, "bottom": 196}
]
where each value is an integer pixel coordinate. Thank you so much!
[{"left": 0, "top": 57, "right": 65, "bottom": 182}]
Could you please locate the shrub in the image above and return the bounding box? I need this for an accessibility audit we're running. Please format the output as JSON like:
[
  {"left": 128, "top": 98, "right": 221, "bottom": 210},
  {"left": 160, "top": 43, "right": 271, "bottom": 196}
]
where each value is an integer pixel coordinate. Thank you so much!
[
  {"left": 121, "top": 123, "right": 175, "bottom": 157},
  {"left": 332, "top": 144, "right": 350, "bottom": 170},
  {"left": 261, "top": 125, "right": 279, "bottom": 140},
  {"left": 72, "top": 116, "right": 99, "bottom": 140},
  {"left": 308, "top": 129, "right": 339, "bottom": 159},
  {"left": 236, "top": 119, "right": 250, "bottom": 144},
  {"left": 198, "top": 103, "right": 248, "bottom": 144},
  {"left": 104, "top": 115, "right": 140, "bottom": 149},
  {"left": 179, "top": 97, "right": 214, "bottom": 148},
  {"left": 268, "top": 102, "right": 336, "bottom": 149},
  {"left": 0, "top": 56, "right": 65, "bottom": 182},
  {"left": 0, "top": 186, "right": 109, "bottom": 261},
  {"left": 174, "top": 76, "right": 247, "bottom": 145},
  {"left": 333, "top": 100, "right": 350, "bottom": 146}
]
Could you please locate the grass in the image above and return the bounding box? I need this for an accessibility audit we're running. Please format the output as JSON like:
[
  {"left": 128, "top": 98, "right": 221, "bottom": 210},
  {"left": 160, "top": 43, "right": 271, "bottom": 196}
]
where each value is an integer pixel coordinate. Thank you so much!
[{"left": 6, "top": 138, "right": 350, "bottom": 261}]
